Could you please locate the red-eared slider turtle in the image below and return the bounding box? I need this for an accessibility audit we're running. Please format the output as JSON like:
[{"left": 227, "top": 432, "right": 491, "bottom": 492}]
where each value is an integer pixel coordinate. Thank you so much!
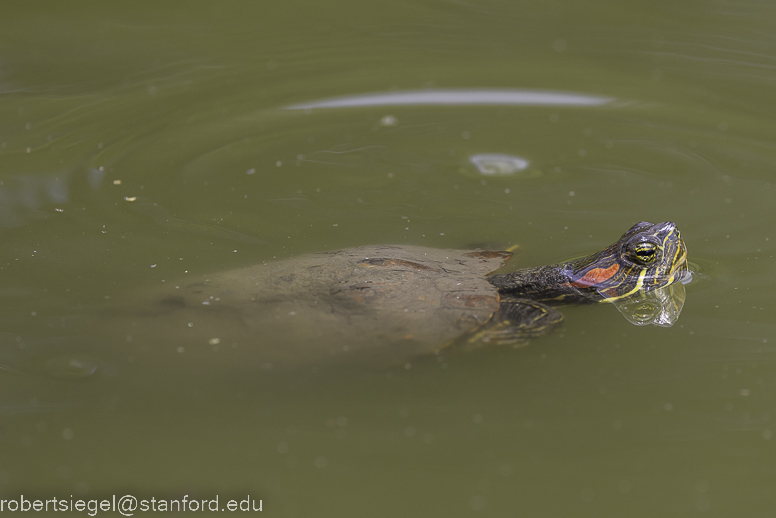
[{"left": 116, "top": 221, "right": 687, "bottom": 370}]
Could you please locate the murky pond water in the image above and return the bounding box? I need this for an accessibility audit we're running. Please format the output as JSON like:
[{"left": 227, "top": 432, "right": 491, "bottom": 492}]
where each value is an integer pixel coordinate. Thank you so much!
[{"left": 2, "top": 1, "right": 776, "bottom": 516}]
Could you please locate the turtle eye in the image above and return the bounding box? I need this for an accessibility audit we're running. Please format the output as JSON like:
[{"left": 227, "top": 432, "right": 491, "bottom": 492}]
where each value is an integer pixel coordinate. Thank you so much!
[{"left": 633, "top": 242, "right": 657, "bottom": 264}]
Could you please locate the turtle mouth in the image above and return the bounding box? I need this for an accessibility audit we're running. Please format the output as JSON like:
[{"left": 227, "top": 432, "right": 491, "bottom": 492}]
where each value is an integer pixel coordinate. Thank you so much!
[{"left": 667, "top": 242, "right": 689, "bottom": 284}]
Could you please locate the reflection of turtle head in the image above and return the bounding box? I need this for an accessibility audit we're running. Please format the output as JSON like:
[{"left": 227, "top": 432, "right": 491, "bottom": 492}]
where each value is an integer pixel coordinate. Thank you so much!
[{"left": 565, "top": 221, "right": 688, "bottom": 301}]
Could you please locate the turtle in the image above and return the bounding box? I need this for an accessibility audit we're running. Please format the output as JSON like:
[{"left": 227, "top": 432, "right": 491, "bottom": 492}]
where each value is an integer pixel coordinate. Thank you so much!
[{"left": 110, "top": 220, "right": 687, "bottom": 371}]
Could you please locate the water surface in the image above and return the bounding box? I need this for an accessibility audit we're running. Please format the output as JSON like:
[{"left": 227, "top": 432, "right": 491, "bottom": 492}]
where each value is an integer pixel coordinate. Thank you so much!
[{"left": 1, "top": 1, "right": 775, "bottom": 516}]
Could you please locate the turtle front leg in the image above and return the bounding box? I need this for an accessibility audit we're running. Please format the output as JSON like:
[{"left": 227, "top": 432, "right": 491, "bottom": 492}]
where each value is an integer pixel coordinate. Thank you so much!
[{"left": 466, "top": 298, "right": 563, "bottom": 348}]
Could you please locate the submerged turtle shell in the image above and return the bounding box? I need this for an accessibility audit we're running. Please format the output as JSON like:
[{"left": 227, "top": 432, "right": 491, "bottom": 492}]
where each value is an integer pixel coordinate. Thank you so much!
[{"left": 127, "top": 245, "right": 511, "bottom": 369}]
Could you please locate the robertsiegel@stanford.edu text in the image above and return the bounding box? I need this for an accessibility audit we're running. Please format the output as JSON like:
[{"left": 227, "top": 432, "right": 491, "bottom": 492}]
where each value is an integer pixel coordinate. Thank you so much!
[{"left": 0, "top": 494, "right": 263, "bottom": 515}]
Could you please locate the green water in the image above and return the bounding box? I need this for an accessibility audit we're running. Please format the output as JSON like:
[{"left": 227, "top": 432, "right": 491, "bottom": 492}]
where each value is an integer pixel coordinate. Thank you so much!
[{"left": 2, "top": 1, "right": 775, "bottom": 516}]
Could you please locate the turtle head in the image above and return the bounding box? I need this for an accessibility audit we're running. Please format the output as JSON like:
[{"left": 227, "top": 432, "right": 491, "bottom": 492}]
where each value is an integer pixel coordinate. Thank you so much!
[{"left": 566, "top": 221, "right": 688, "bottom": 301}]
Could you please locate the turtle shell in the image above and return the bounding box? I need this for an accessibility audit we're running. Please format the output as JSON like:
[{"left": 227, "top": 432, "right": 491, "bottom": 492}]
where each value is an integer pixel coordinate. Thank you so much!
[{"left": 117, "top": 245, "right": 511, "bottom": 369}]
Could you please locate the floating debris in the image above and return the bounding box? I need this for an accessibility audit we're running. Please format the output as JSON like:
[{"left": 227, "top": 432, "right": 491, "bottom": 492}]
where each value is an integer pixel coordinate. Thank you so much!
[{"left": 469, "top": 153, "right": 539, "bottom": 177}]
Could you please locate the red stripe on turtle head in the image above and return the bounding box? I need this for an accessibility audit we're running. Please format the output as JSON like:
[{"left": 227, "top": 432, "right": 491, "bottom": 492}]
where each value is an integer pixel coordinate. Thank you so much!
[{"left": 570, "top": 263, "right": 620, "bottom": 288}]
